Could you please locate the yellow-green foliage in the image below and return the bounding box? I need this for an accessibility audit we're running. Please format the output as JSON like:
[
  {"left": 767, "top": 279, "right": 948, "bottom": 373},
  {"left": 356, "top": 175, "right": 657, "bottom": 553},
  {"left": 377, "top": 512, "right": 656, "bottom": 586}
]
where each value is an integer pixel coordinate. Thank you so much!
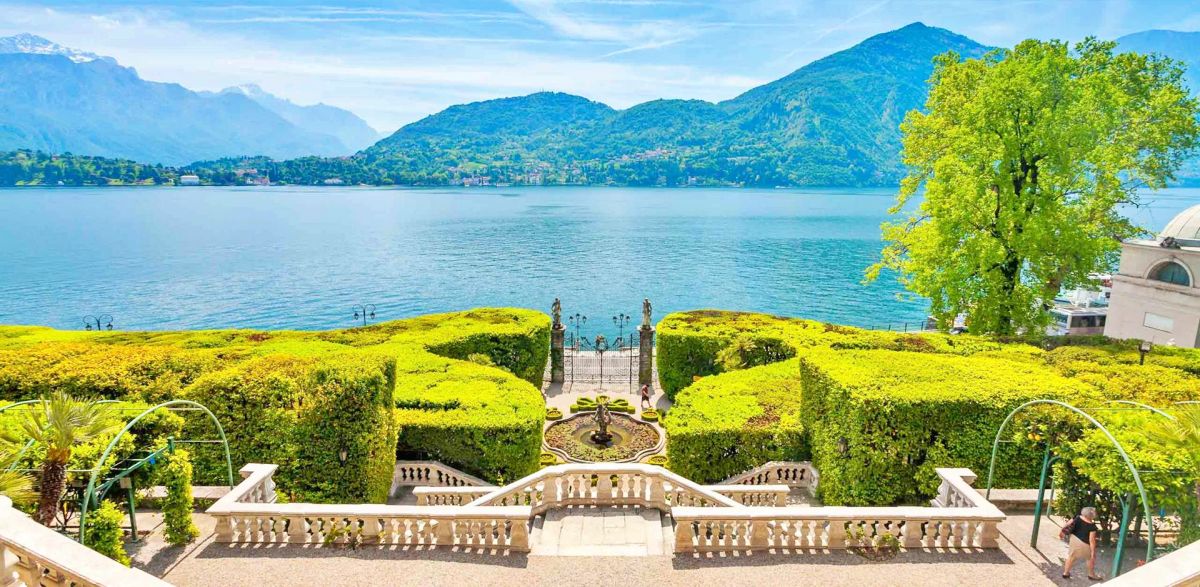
[
  {"left": 656, "top": 311, "right": 1000, "bottom": 397},
  {"left": 0, "top": 308, "right": 550, "bottom": 492},
  {"left": 800, "top": 349, "right": 1093, "bottom": 504},
  {"left": 161, "top": 448, "right": 200, "bottom": 546},
  {"left": 86, "top": 500, "right": 130, "bottom": 566},
  {"left": 666, "top": 359, "right": 807, "bottom": 482},
  {"left": 0, "top": 401, "right": 184, "bottom": 489},
  {"left": 659, "top": 310, "right": 1200, "bottom": 504}
]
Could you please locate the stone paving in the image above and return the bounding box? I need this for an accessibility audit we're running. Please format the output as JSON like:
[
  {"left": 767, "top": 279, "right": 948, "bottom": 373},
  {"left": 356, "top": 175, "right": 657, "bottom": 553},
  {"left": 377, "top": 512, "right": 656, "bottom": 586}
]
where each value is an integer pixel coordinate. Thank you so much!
[{"left": 531, "top": 506, "right": 669, "bottom": 556}]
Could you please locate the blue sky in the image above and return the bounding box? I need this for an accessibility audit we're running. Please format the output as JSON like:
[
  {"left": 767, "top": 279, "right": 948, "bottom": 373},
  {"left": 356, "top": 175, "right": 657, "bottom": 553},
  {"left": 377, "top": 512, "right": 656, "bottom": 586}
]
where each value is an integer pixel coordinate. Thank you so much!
[{"left": 2, "top": 0, "right": 1198, "bottom": 131}]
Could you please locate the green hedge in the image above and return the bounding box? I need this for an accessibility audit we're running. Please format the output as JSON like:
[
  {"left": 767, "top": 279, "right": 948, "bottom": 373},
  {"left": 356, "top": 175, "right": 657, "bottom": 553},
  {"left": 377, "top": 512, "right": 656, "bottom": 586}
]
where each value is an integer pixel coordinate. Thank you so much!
[
  {"left": 799, "top": 349, "right": 1094, "bottom": 505},
  {"left": 0, "top": 308, "right": 550, "bottom": 495},
  {"left": 656, "top": 311, "right": 1000, "bottom": 399},
  {"left": 186, "top": 353, "right": 396, "bottom": 503},
  {"left": 665, "top": 360, "right": 808, "bottom": 483}
]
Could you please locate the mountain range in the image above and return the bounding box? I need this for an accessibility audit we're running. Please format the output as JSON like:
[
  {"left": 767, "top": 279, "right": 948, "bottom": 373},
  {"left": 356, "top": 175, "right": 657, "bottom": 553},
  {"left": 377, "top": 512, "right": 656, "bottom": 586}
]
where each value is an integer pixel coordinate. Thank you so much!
[
  {"left": 0, "top": 34, "right": 378, "bottom": 165},
  {"left": 1, "top": 26, "right": 1197, "bottom": 186}
]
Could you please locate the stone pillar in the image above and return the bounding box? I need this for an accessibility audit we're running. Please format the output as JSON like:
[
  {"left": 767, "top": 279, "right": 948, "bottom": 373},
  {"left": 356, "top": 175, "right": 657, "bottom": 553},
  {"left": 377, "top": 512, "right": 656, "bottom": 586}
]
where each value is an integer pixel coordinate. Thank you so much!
[
  {"left": 638, "top": 325, "right": 654, "bottom": 387},
  {"left": 551, "top": 324, "right": 565, "bottom": 384}
]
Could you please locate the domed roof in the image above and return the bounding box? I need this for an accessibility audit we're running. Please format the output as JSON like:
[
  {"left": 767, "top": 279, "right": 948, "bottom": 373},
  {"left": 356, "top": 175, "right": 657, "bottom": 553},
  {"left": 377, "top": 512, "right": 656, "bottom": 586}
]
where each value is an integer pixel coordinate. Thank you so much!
[{"left": 1159, "top": 204, "right": 1200, "bottom": 247}]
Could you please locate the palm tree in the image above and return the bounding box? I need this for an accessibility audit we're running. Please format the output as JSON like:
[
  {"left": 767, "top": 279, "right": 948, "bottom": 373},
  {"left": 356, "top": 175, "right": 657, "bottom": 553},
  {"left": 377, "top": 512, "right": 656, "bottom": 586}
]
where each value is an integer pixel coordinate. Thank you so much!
[
  {"left": 19, "top": 393, "right": 118, "bottom": 526},
  {"left": 0, "top": 443, "right": 35, "bottom": 506}
]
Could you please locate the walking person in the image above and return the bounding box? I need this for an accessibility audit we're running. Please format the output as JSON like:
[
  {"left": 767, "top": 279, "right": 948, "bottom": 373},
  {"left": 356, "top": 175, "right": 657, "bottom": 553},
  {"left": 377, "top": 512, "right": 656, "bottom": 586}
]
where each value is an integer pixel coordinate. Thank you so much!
[
  {"left": 639, "top": 384, "right": 652, "bottom": 409},
  {"left": 1059, "top": 506, "right": 1103, "bottom": 581}
]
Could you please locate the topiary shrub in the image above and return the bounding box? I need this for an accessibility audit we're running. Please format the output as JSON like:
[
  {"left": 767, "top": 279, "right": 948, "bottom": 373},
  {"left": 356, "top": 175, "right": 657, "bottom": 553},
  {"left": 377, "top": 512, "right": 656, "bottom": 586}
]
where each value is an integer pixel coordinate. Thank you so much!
[
  {"left": 87, "top": 500, "right": 130, "bottom": 566},
  {"left": 666, "top": 360, "right": 808, "bottom": 483},
  {"left": 641, "top": 409, "right": 659, "bottom": 422},
  {"left": 799, "top": 349, "right": 1094, "bottom": 505},
  {"left": 187, "top": 353, "right": 397, "bottom": 503},
  {"left": 546, "top": 407, "right": 563, "bottom": 420},
  {"left": 161, "top": 448, "right": 200, "bottom": 546},
  {"left": 539, "top": 452, "right": 560, "bottom": 467},
  {"left": 644, "top": 454, "right": 669, "bottom": 467}
]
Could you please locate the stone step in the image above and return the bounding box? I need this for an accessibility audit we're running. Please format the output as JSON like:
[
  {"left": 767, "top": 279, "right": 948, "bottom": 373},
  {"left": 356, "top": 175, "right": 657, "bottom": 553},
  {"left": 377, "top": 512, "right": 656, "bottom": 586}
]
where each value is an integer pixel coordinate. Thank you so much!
[{"left": 530, "top": 505, "right": 667, "bottom": 557}]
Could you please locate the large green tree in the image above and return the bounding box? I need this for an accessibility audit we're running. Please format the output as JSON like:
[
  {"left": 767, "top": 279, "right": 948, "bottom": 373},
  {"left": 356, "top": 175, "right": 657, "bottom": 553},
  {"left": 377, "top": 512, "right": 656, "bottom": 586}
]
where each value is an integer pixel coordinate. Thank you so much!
[{"left": 869, "top": 39, "right": 1200, "bottom": 335}]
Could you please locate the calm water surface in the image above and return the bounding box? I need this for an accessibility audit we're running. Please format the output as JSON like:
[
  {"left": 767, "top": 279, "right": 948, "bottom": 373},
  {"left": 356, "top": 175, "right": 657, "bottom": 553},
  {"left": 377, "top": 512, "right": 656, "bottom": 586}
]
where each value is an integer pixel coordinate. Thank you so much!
[{"left": 0, "top": 186, "right": 1196, "bottom": 336}]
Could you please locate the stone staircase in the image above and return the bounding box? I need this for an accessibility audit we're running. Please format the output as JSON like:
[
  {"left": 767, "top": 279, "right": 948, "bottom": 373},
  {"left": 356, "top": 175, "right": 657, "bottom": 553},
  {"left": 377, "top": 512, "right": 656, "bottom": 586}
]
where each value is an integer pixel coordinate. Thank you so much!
[{"left": 529, "top": 506, "right": 673, "bottom": 556}]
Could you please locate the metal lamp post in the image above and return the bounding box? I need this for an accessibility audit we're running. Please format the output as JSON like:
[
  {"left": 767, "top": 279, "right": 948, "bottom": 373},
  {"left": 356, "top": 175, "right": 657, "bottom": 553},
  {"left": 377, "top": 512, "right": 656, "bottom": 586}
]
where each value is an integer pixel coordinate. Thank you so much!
[
  {"left": 1139, "top": 340, "right": 1153, "bottom": 365},
  {"left": 353, "top": 304, "right": 376, "bottom": 327},
  {"left": 613, "top": 313, "right": 630, "bottom": 347},
  {"left": 569, "top": 313, "right": 586, "bottom": 348},
  {"left": 83, "top": 314, "right": 114, "bottom": 331}
]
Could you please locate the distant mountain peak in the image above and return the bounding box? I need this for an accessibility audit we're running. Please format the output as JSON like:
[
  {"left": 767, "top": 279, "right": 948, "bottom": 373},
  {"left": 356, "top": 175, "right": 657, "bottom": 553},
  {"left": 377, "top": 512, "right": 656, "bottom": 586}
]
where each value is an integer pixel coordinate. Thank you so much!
[{"left": 0, "top": 33, "right": 103, "bottom": 63}]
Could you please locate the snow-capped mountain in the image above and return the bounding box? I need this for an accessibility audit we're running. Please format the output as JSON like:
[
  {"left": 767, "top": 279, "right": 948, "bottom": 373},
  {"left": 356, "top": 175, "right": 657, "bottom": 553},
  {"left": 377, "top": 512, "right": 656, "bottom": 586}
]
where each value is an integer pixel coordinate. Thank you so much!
[{"left": 0, "top": 33, "right": 104, "bottom": 63}]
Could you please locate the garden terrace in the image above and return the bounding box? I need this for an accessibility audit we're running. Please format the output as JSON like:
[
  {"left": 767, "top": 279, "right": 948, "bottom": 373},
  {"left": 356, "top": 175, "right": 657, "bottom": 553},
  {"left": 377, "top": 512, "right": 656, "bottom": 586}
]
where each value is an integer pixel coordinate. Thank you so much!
[
  {"left": 659, "top": 310, "right": 1200, "bottom": 502},
  {"left": 0, "top": 308, "right": 550, "bottom": 498}
]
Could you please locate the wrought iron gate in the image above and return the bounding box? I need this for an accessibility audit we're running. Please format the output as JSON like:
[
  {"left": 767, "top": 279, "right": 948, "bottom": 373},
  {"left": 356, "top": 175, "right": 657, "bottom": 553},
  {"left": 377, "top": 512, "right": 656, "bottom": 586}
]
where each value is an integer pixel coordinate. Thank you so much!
[{"left": 564, "top": 331, "right": 639, "bottom": 388}]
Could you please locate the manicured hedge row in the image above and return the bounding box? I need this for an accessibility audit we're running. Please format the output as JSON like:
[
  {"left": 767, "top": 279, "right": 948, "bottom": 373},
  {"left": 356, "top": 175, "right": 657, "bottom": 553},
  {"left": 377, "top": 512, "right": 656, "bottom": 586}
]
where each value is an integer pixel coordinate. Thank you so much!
[
  {"left": 799, "top": 349, "right": 1094, "bottom": 505},
  {"left": 0, "top": 308, "right": 551, "bottom": 495},
  {"left": 656, "top": 311, "right": 1000, "bottom": 398},
  {"left": 659, "top": 310, "right": 1200, "bottom": 506},
  {"left": 665, "top": 359, "right": 807, "bottom": 483},
  {"left": 393, "top": 358, "right": 543, "bottom": 484}
]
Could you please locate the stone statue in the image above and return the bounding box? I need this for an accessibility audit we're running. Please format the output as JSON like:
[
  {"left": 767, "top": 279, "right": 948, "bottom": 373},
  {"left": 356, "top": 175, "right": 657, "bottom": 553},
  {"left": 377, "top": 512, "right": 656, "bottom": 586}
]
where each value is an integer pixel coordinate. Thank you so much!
[
  {"left": 551, "top": 298, "right": 562, "bottom": 328},
  {"left": 641, "top": 298, "right": 652, "bottom": 329},
  {"left": 591, "top": 400, "right": 613, "bottom": 444}
]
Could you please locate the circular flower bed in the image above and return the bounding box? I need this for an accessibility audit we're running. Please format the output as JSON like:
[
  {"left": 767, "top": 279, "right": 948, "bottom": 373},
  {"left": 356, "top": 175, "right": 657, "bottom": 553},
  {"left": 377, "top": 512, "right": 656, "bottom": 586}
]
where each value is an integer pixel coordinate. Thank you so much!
[{"left": 544, "top": 413, "right": 661, "bottom": 462}]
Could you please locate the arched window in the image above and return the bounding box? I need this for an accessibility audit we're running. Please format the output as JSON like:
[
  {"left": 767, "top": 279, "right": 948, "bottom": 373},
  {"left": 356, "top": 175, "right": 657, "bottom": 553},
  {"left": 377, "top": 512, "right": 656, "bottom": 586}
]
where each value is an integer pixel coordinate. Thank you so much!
[{"left": 1151, "top": 261, "right": 1191, "bottom": 286}]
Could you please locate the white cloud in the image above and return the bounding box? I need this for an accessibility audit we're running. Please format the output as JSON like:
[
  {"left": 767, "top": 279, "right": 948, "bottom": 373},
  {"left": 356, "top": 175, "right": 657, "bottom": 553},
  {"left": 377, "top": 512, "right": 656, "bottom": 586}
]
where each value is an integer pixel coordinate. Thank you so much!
[{"left": 0, "top": 3, "right": 763, "bottom": 130}]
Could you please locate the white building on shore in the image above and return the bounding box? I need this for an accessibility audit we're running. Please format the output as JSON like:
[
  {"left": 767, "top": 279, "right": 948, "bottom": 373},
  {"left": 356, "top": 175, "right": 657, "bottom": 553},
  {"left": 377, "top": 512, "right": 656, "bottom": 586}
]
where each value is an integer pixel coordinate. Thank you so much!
[{"left": 1104, "top": 204, "right": 1200, "bottom": 347}]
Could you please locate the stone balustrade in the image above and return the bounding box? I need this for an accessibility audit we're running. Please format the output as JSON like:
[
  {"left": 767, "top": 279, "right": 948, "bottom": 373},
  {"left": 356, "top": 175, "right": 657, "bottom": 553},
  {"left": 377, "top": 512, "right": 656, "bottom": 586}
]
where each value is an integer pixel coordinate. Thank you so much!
[
  {"left": 0, "top": 496, "right": 170, "bottom": 587},
  {"left": 707, "top": 485, "right": 791, "bottom": 506},
  {"left": 208, "top": 465, "right": 531, "bottom": 551},
  {"left": 413, "top": 486, "right": 494, "bottom": 506},
  {"left": 673, "top": 469, "right": 1002, "bottom": 553},
  {"left": 722, "top": 461, "right": 820, "bottom": 496},
  {"left": 467, "top": 463, "right": 743, "bottom": 513},
  {"left": 391, "top": 461, "right": 490, "bottom": 496}
]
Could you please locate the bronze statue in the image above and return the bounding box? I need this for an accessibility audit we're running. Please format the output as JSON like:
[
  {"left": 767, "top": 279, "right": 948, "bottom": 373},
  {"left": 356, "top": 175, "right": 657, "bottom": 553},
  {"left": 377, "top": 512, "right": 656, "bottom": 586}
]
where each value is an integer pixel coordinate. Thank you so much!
[
  {"left": 551, "top": 298, "right": 562, "bottom": 328},
  {"left": 641, "top": 298, "right": 652, "bottom": 329},
  {"left": 591, "top": 400, "right": 613, "bottom": 444}
]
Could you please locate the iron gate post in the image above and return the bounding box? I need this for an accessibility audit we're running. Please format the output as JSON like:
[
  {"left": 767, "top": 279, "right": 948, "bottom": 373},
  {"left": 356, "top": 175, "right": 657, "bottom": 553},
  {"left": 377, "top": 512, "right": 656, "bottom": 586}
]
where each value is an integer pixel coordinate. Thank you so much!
[
  {"left": 551, "top": 324, "right": 565, "bottom": 384},
  {"left": 638, "top": 325, "right": 654, "bottom": 387}
]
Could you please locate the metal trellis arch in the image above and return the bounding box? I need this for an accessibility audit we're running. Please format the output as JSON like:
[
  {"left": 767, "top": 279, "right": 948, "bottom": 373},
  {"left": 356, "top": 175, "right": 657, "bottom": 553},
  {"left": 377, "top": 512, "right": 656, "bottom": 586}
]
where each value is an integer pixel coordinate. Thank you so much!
[
  {"left": 984, "top": 399, "right": 1155, "bottom": 577},
  {"left": 78, "top": 399, "right": 234, "bottom": 545}
]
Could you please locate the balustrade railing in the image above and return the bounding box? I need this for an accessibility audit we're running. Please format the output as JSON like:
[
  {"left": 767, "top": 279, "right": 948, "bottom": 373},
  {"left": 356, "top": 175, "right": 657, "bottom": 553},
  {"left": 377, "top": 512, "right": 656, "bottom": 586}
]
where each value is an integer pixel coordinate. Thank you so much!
[
  {"left": 208, "top": 464, "right": 530, "bottom": 551},
  {"left": 707, "top": 485, "right": 791, "bottom": 506},
  {"left": 0, "top": 496, "right": 170, "bottom": 587},
  {"left": 391, "top": 461, "right": 490, "bottom": 497},
  {"left": 722, "top": 461, "right": 819, "bottom": 496},
  {"left": 673, "top": 469, "right": 1002, "bottom": 553},
  {"left": 467, "top": 463, "right": 742, "bottom": 513},
  {"left": 413, "top": 486, "right": 494, "bottom": 506}
]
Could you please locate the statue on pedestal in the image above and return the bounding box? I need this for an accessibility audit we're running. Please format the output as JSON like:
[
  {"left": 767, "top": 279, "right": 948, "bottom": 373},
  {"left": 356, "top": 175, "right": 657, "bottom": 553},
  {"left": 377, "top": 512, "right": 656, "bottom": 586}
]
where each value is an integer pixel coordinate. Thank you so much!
[
  {"left": 551, "top": 298, "right": 562, "bottom": 329},
  {"left": 641, "top": 298, "right": 652, "bottom": 329}
]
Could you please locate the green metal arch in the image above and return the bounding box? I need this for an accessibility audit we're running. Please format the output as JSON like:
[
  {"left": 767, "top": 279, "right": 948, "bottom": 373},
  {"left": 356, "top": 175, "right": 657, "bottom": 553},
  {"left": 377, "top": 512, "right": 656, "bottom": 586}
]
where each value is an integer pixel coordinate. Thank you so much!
[
  {"left": 78, "top": 399, "right": 234, "bottom": 545},
  {"left": 1101, "top": 399, "right": 1177, "bottom": 420},
  {"left": 984, "top": 399, "right": 1155, "bottom": 566}
]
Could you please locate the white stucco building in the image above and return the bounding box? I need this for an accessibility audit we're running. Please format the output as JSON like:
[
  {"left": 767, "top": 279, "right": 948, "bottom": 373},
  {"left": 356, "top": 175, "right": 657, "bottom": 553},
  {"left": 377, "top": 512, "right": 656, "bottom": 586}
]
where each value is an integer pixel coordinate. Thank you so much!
[{"left": 1104, "top": 204, "right": 1200, "bottom": 347}]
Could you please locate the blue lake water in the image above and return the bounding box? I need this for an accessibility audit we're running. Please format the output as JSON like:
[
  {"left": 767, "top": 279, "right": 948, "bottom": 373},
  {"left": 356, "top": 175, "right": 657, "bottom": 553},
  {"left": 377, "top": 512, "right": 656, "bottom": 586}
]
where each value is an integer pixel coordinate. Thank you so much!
[{"left": 0, "top": 186, "right": 1196, "bottom": 337}]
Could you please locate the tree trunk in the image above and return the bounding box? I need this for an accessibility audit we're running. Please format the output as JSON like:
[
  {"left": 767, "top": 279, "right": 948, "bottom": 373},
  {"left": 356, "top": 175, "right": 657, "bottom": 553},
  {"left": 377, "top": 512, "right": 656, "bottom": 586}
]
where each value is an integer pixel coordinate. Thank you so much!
[
  {"left": 34, "top": 458, "right": 66, "bottom": 527},
  {"left": 997, "top": 254, "right": 1022, "bottom": 335}
]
